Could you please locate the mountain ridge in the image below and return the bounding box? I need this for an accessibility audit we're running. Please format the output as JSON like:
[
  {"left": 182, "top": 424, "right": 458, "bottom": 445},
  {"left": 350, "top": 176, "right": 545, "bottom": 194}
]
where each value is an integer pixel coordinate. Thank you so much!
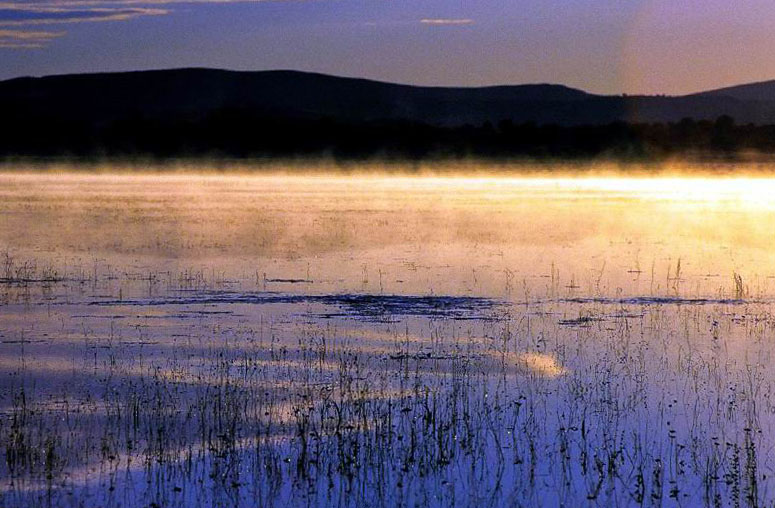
[
  {"left": 0, "top": 67, "right": 595, "bottom": 96},
  {"left": 690, "top": 79, "right": 775, "bottom": 102},
  {"left": 5, "top": 68, "right": 775, "bottom": 159},
  {"left": 9, "top": 66, "right": 775, "bottom": 100},
  {"left": 5, "top": 67, "right": 775, "bottom": 128}
]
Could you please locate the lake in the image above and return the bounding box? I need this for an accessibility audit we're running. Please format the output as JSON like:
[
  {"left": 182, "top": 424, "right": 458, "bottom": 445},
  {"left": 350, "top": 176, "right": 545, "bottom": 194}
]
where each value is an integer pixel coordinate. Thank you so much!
[{"left": 2, "top": 170, "right": 775, "bottom": 507}]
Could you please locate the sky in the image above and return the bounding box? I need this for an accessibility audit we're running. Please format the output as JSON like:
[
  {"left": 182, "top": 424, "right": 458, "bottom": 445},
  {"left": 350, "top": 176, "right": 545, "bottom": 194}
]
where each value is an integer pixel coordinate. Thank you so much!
[{"left": 1, "top": 0, "right": 775, "bottom": 95}]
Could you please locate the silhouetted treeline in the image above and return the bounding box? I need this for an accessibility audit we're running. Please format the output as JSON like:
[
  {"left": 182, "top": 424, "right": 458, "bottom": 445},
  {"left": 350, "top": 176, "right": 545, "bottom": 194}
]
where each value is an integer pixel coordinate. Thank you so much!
[{"left": 3, "top": 111, "right": 775, "bottom": 160}]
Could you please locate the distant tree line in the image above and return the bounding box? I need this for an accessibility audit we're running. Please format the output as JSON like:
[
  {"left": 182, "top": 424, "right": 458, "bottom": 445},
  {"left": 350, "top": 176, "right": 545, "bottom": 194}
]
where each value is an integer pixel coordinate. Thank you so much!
[{"left": 3, "top": 111, "right": 775, "bottom": 160}]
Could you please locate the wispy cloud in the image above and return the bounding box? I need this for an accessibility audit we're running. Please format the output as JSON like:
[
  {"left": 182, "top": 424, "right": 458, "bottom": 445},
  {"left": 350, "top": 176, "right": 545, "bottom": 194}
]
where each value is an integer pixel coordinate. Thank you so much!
[
  {"left": 420, "top": 18, "right": 474, "bottom": 26},
  {"left": 0, "top": 0, "right": 274, "bottom": 7},
  {"left": 0, "top": 7, "right": 167, "bottom": 27},
  {"left": 0, "top": 0, "right": 273, "bottom": 47},
  {"left": 0, "top": 28, "right": 65, "bottom": 47}
]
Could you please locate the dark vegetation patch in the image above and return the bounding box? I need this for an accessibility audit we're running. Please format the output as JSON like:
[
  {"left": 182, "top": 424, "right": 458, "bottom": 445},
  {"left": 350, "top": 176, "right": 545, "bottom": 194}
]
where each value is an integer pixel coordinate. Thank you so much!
[
  {"left": 558, "top": 316, "right": 605, "bottom": 327},
  {"left": 563, "top": 296, "right": 750, "bottom": 305},
  {"left": 89, "top": 291, "right": 504, "bottom": 322}
]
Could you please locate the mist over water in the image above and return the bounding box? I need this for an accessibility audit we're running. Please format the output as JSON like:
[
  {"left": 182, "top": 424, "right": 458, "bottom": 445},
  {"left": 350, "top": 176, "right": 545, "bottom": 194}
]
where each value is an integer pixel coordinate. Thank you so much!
[
  {"left": 2, "top": 168, "right": 775, "bottom": 506},
  {"left": 3, "top": 170, "right": 775, "bottom": 299}
]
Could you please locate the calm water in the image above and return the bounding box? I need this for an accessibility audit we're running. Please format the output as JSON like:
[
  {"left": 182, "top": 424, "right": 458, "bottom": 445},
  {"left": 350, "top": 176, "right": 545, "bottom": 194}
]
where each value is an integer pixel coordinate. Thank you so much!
[{"left": 2, "top": 171, "right": 775, "bottom": 507}]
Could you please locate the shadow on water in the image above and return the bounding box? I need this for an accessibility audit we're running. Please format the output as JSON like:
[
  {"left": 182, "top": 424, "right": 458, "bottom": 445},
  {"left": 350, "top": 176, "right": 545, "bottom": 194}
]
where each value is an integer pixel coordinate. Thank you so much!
[
  {"left": 88, "top": 292, "right": 506, "bottom": 322},
  {"left": 562, "top": 296, "right": 752, "bottom": 305}
]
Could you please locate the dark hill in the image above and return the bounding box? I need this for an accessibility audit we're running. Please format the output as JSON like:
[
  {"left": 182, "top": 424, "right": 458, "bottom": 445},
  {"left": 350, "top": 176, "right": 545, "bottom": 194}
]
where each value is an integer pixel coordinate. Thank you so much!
[
  {"left": 692, "top": 79, "right": 775, "bottom": 102},
  {"left": 0, "top": 68, "right": 599, "bottom": 127},
  {"left": 6, "top": 68, "right": 775, "bottom": 127},
  {"left": 6, "top": 68, "right": 775, "bottom": 159}
]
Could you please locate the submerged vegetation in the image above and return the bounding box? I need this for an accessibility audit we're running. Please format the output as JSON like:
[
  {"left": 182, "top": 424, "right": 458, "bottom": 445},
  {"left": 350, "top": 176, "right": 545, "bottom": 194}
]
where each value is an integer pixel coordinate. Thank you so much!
[{"left": 2, "top": 172, "right": 775, "bottom": 506}]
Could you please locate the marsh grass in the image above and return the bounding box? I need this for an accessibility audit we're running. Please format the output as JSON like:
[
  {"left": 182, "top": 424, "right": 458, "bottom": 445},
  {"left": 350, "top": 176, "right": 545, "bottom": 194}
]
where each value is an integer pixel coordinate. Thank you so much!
[{"left": 1, "top": 260, "right": 772, "bottom": 507}]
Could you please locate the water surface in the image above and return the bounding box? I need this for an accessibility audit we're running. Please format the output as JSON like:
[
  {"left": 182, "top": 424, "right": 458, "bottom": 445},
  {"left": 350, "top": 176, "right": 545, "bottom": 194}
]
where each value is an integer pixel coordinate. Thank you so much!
[{"left": 1, "top": 171, "right": 774, "bottom": 507}]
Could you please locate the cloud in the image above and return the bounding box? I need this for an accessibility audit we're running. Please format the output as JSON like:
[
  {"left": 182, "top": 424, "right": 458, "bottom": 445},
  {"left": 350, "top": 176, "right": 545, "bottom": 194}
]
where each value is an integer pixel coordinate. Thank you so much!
[
  {"left": 0, "top": 28, "right": 65, "bottom": 47},
  {"left": 0, "top": 0, "right": 291, "bottom": 48},
  {"left": 0, "top": 0, "right": 265, "bottom": 34},
  {"left": 420, "top": 18, "right": 474, "bottom": 26},
  {"left": 0, "top": 7, "right": 167, "bottom": 27},
  {"left": 0, "top": 0, "right": 273, "bottom": 7}
]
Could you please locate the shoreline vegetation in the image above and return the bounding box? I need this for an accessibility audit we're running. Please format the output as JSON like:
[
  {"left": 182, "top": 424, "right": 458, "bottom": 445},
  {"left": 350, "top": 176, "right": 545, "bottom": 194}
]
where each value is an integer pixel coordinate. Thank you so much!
[{"left": 5, "top": 116, "right": 775, "bottom": 165}]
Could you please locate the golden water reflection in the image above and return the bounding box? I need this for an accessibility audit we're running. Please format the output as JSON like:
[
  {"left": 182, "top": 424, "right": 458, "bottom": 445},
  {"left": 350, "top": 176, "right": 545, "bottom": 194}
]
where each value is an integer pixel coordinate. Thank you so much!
[{"left": 1, "top": 172, "right": 774, "bottom": 300}]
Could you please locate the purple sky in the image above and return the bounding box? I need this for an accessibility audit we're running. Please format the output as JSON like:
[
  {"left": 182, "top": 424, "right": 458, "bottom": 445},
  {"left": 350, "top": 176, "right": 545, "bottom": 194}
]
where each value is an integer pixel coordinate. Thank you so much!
[{"left": 1, "top": 0, "right": 774, "bottom": 94}]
